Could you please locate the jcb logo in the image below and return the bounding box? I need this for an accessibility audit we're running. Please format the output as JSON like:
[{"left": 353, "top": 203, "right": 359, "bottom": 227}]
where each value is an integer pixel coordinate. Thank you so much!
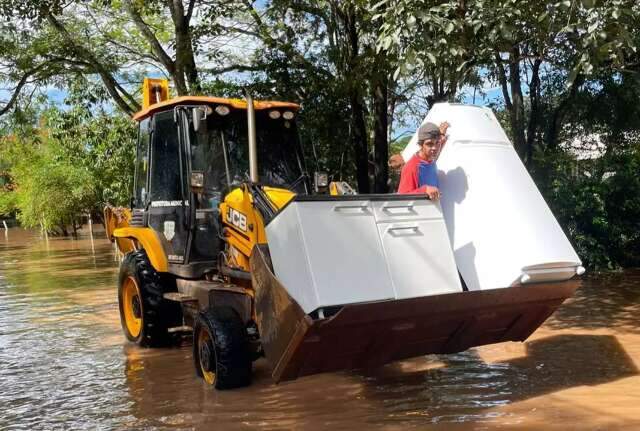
[{"left": 227, "top": 207, "right": 247, "bottom": 232}]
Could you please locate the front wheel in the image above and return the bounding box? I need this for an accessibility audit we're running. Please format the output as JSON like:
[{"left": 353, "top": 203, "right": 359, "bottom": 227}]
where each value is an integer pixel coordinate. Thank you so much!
[
  {"left": 118, "top": 250, "right": 182, "bottom": 347},
  {"left": 193, "top": 307, "right": 252, "bottom": 389}
]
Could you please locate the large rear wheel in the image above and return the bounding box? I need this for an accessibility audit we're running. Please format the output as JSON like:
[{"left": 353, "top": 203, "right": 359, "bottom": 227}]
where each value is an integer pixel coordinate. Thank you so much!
[
  {"left": 118, "top": 250, "right": 182, "bottom": 347},
  {"left": 193, "top": 307, "right": 252, "bottom": 389}
]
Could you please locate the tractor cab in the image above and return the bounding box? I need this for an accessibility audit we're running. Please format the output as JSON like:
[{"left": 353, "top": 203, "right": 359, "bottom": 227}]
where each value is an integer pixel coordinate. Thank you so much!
[{"left": 129, "top": 83, "right": 308, "bottom": 279}]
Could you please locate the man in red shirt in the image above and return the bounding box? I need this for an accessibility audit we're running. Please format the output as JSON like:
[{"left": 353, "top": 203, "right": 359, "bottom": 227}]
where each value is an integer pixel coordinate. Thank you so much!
[{"left": 398, "top": 122, "right": 449, "bottom": 200}]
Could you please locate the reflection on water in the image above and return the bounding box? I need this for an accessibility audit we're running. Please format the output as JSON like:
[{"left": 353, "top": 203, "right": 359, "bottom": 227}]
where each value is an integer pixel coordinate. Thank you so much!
[{"left": 1, "top": 228, "right": 640, "bottom": 430}]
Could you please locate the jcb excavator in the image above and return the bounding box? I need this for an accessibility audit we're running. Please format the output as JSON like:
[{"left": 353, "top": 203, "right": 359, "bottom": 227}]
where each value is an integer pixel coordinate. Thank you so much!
[{"left": 106, "top": 78, "right": 582, "bottom": 390}]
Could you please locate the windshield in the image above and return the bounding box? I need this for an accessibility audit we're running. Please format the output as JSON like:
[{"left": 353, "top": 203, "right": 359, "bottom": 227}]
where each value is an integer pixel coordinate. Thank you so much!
[{"left": 188, "top": 107, "right": 306, "bottom": 197}]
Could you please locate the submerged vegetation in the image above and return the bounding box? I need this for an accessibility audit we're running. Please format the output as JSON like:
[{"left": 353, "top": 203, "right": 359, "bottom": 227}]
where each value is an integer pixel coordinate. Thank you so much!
[{"left": 0, "top": 0, "right": 639, "bottom": 269}]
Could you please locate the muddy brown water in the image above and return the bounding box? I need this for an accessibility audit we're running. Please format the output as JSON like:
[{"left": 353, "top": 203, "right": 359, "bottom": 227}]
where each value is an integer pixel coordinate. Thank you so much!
[{"left": 1, "top": 228, "right": 640, "bottom": 430}]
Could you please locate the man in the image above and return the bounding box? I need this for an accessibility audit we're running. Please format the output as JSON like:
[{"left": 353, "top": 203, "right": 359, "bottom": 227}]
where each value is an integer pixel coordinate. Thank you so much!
[{"left": 397, "top": 122, "right": 449, "bottom": 200}]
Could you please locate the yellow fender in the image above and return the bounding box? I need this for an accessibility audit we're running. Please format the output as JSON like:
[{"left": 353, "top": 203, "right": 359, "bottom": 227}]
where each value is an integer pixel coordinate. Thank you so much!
[{"left": 113, "top": 227, "right": 168, "bottom": 272}]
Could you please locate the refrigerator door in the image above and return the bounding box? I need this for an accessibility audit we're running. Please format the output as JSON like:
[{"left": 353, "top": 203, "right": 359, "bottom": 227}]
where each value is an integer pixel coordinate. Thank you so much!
[{"left": 403, "top": 103, "right": 582, "bottom": 290}]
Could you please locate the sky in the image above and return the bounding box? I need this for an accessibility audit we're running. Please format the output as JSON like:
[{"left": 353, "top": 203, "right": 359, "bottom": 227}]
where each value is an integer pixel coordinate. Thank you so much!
[{"left": 1, "top": 80, "right": 506, "bottom": 140}]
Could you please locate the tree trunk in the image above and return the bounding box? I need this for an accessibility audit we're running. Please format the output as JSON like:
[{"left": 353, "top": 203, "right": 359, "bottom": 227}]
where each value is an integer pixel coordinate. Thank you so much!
[
  {"left": 508, "top": 46, "right": 526, "bottom": 159},
  {"left": 169, "top": 0, "right": 199, "bottom": 94},
  {"left": 372, "top": 74, "right": 389, "bottom": 193},
  {"left": 525, "top": 58, "right": 542, "bottom": 165},
  {"left": 350, "top": 92, "right": 370, "bottom": 193},
  {"left": 60, "top": 220, "right": 69, "bottom": 237},
  {"left": 343, "top": 7, "right": 370, "bottom": 193},
  {"left": 546, "top": 75, "right": 584, "bottom": 150}
]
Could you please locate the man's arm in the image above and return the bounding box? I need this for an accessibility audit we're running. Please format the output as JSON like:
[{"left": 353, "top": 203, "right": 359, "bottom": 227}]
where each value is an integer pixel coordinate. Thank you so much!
[
  {"left": 400, "top": 184, "right": 439, "bottom": 200},
  {"left": 436, "top": 121, "right": 450, "bottom": 161}
]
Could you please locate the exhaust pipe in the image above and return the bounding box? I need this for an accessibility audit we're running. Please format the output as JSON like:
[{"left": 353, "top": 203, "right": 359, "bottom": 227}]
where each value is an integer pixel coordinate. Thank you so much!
[{"left": 246, "top": 91, "right": 258, "bottom": 183}]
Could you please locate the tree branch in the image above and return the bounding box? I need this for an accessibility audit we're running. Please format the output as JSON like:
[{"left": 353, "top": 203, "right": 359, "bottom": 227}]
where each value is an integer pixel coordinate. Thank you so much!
[
  {"left": 186, "top": 0, "right": 196, "bottom": 22},
  {"left": 200, "top": 64, "right": 262, "bottom": 75},
  {"left": 242, "top": 0, "right": 334, "bottom": 79},
  {"left": 45, "top": 12, "right": 139, "bottom": 114},
  {"left": 123, "top": 0, "right": 175, "bottom": 75},
  {"left": 0, "top": 65, "right": 45, "bottom": 116}
]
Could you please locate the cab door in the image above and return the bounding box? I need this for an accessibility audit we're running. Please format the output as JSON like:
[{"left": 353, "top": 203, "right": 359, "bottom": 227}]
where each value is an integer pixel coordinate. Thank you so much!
[
  {"left": 146, "top": 110, "right": 190, "bottom": 264},
  {"left": 131, "top": 118, "right": 150, "bottom": 227}
]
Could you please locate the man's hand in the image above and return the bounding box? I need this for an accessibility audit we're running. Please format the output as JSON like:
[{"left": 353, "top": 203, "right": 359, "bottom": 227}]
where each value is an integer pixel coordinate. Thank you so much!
[
  {"left": 425, "top": 185, "right": 440, "bottom": 201},
  {"left": 433, "top": 122, "right": 449, "bottom": 161}
]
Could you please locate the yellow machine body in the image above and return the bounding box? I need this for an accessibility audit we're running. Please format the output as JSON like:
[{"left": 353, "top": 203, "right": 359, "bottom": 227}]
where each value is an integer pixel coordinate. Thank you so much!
[
  {"left": 105, "top": 185, "right": 295, "bottom": 275},
  {"left": 112, "top": 227, "right": 169, "bottom": 272},
  {"left": 219, "top": 185, "right": 295, "bottom": 272},
  {"left": 105, "top": 206, "right": 169, "bottom": 273},
  {"left": 105, "top": 90, "right": 300, "bottom": 275}
]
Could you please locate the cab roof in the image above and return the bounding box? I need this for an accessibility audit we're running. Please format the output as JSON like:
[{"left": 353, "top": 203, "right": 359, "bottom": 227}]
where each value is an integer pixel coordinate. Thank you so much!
[{"left": 132, "top": 96, "right": 300, "bottom": 122}]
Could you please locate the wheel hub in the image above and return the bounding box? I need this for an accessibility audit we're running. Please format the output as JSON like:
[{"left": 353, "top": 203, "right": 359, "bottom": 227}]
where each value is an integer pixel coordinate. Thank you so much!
[
  {"left": 200, "top": 340, "right": 213, "bottom": 372},
  {"left": 131, "top": 295, "right": 142, "bottom": 319}
]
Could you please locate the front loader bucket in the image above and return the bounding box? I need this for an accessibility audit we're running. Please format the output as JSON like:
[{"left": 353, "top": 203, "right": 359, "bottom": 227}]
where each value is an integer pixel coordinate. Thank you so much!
[{"left": 250, "top": 246, "right": 579, "bottom": 383}]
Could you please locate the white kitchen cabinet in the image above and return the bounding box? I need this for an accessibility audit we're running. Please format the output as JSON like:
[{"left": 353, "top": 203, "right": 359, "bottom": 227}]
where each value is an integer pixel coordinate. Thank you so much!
[
  {"left": 294, "top": 201, "right": 394, "bottom": 309},
  {"left": 265, "top": 196, "right": 462, "bottom": 314}
]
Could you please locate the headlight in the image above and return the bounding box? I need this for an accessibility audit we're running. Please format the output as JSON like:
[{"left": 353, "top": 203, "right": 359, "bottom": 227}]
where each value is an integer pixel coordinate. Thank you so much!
[
  {"left": 314, "top": 171, "right": 328, "bottom": 188},
  {"left": 268, "top": 110, "right": 281, "bottom": 119},
  {"left": 215, "top": 105, "right": 230, "bottom": 116},
  {"left": 282, "top": 111, "right": 295, "bottom": 120}
]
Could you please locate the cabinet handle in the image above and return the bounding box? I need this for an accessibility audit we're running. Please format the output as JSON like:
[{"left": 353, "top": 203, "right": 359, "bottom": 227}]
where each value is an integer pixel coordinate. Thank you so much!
[
  {"left": 388, "top": 226, "right": 419, "bottom": 233},
  {"left": 382, "top": 204, "right": 414, "bottom": 213},
  {"left": 333, "top": 204, "right": 369, "bottom": 212}
]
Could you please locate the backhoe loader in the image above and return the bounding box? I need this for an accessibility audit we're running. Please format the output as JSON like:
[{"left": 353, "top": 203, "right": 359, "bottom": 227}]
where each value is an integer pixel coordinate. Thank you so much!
[{"left": 106, "top": 78, "right": 582, "bottom": 389}]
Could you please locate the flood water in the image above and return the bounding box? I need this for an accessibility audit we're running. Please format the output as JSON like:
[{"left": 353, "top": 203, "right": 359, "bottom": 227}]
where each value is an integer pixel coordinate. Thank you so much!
[{"left": 1, "top": 228, "right": 640, "bottom": 430}]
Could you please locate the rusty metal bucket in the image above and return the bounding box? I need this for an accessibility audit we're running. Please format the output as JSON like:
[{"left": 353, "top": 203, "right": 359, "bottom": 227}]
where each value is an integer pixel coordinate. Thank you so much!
[{"left": 250, "top": 246, "right": 579, "bottom": 383}]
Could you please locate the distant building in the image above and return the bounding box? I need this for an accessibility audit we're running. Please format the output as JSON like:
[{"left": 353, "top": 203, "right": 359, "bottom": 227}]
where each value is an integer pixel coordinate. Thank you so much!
[{"left": 561, "top": 132, "right": 607, "bottom": 161}]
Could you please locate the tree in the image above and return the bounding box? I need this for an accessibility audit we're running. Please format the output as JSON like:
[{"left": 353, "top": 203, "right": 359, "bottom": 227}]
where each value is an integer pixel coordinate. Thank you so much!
[
  {"left": 0, "top": 100, "right": 136, "bottom": 233},
  {"left": 217, "top": 0, "right": 401, "bottom": 192},
  {"left": 375, "top": 0, "right": 640, "bottom": 163},
  {"left": 0, "top": 0, "right": 257, "bottom": 116}
]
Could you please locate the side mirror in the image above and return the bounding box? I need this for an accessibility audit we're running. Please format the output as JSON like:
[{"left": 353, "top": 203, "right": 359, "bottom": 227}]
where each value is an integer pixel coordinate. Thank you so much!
[{"left": 192, "top": 106, "right": 212, "bottom": 134}]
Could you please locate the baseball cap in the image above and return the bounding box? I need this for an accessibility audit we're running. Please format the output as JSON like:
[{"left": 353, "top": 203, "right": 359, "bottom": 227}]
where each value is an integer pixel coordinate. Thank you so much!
[{"left": 417, "top": 122, "right": 441, "bottom": 142}]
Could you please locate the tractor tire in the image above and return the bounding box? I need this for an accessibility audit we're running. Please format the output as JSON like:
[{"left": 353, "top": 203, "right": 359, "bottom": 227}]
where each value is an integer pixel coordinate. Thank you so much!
[
  {"left": 118, "top": 249, "right": 182, "bottom": 347},
  {"left": 193, "top": 307, "right": 252, "bottom": 390}
]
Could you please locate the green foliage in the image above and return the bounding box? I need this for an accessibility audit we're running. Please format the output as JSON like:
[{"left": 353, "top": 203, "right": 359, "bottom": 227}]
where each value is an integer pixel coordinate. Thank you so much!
[
  {"left": 1, "top": 132, "right": 92, "bottom": 231},
  {"left": 374, "top": 0, "right": 640, "bottom": 86},
  {"left": 0, "top": 188, "right": 17, "bottom": 216},
  {"left": 0, "top": 103, "right": 135, "bottom": 232},
  {"left": 537, "top": 146, "right": 640, "bottom": 270},
  {"left": 44, "top": 106, "right": 136, "bottom": 208}
]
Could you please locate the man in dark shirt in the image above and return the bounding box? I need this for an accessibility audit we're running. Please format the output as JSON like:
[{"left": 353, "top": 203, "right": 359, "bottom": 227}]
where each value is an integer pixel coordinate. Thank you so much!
[{"left": 397, "top": 122, "right": 448, "bottom": 200}]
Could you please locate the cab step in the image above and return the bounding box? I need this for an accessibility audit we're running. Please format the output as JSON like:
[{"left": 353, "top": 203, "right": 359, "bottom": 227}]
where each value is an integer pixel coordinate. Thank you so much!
[
  {"left": 167, "top": 325, "right": 193, "bottom": 333},
  {"left": 164, "top": 292, "right": 197, "bottom": 303}
]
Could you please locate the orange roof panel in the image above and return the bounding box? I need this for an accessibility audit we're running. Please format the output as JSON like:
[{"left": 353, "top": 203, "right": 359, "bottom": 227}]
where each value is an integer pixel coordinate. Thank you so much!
[{"left": 132, "top": 96, "right": 300, "bottom": 121}]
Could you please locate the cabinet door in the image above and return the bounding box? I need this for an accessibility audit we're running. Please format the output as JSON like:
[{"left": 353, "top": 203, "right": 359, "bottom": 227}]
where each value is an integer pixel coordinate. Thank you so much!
[
  {"left": 372, "top": 199, "right": 441, "bottom": 223},
  {"left": 378, "top": 220, "right": 462, "bottom": 299},
  {"left": 296, "top": 201, "right": 394, "bottom": 307}
]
